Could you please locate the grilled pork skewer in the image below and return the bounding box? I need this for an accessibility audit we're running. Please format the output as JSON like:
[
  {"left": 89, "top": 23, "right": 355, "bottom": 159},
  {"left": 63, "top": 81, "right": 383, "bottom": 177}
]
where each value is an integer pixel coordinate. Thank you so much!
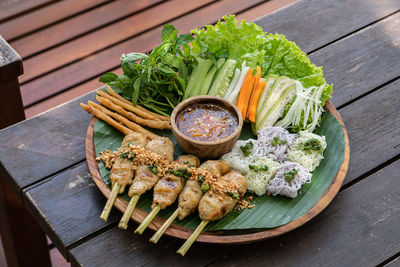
[
  {"left": 135, "top": 155, "right": 200, "bottom": 234},
  {"left": 177, "top": 171, "right": 247, "bottom": 256},
  {"left": 150, "top": 160, "right": 229, "bottom": 243},
  {"left": 100, "top": 132, "right": 147, "bottom": 221},
  {"left": 118, "top": 137, "right": 174, "bottom": 229}
]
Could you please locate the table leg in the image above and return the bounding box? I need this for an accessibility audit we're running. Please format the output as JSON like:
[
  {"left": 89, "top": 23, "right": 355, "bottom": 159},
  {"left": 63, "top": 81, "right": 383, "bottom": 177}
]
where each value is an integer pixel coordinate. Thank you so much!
[{"left": 0, "top": 177, "right": 51, "bottom": 267}]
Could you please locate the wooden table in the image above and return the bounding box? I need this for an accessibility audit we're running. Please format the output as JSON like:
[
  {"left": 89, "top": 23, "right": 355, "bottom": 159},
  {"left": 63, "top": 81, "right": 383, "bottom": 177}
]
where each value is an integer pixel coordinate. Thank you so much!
[{"left": 1, "top": 0, "right": 400, "bottom": 266}]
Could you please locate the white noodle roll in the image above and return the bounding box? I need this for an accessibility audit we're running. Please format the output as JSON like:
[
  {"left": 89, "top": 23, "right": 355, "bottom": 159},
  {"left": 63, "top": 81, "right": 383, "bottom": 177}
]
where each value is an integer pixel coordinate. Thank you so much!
[
  {"left": 268, "top": 162, "right": 312, "bottom": 198},
  {"left": 287, "top": 131, "right": 327, "bottom": 171},
  {"left": 246, "top": 157, "right": 281, "bottom": 196},
  {"left": 220, "top": 139, "right": 256, "bottom": 175},
  {"left": 254, "top": 126, "right": 295, "bottom": 162}
]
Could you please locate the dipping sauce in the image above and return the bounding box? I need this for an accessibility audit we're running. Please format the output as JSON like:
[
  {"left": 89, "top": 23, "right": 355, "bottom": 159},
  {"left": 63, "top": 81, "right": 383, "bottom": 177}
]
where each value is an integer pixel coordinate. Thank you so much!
[{"left": 176, "top": 103, "right": 238, "bottom": 142}]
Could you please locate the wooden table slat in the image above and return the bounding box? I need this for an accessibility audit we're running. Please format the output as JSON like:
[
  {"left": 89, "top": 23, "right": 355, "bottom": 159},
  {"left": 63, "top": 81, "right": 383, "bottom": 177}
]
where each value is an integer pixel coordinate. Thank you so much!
[
  {"left": 309, "top": 12, "right": 400, "bottom": 107},
  {"left": 18, "top": 0, "right": 217, "bottom": 84},
  {"left": 9, "top": 0, "right": 163, "bottom": 58},
  {"left": 253, "top": 0, "right": 400, "bottom": 54},
  {"left": 0, "top": 0, "right": 110, "bottom": 41},
  {"left": 0, "top": 0, "right": 55, "bottom": 22},
  {"left": 23, "top": 163, "right": 120, "bottom": 259},
  {"left": 340, "top": 78, "right": 400, "bottom": 184},
  {"left": 19, "top": 0, "right": 267, "bottom": 107},
  {"left": 0, "top": 92, "right": 94, "bottom": 197}
]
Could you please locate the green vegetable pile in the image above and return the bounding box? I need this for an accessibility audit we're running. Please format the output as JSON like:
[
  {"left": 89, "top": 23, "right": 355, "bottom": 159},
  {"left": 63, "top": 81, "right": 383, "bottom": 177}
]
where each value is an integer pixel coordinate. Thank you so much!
[{"left": 99, "top": 15, "right": 332, "bottom": 131}]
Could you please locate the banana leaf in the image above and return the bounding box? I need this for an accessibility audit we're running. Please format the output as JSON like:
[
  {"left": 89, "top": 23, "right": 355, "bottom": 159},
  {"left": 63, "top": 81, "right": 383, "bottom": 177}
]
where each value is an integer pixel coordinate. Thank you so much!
[{"left": 93, "top": 111, "right": 345, "bottom": 230}]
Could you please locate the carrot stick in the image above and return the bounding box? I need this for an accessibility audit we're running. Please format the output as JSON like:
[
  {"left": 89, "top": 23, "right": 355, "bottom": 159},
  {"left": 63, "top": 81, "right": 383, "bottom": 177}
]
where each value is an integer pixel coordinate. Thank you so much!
[
  {"left": 236, "top": 68, "right": 253, "bottom": 118},
  {"left": 248, "top": 79, "right": 267, "bottom": 122},
  {"left": 246, "top": 66, "right": 261, "bottom": 119},
  {"left": 241, "top": 76, "right": 256, "bottom": 120}
]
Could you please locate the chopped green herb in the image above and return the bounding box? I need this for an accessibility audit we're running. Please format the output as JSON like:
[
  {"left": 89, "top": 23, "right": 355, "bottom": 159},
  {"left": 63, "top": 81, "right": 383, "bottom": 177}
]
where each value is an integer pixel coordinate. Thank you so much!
[
  {"left": 183, "top": 160, "right": 194, "bottom": 167},
  {"left": 201, "top": 182, "right": 210, "bottom": 193},
  {"left": 197, "top": 175, "right": 205, "bottom": 183},
  {"left": 249, "top": 164, "right": 269, "bottom": 171},
  {"left": 302, "top": 138, "right": 322, "bottom": 154},
  {"left": 240, "top": 141, "right": 254, "bottom": 157},
  {"left": 120, "top": 152, "right": 135, "bottom": 159},
  {"left": 148, "top": 164, "right": 158, "bottom": 174},
  {"left": 284, "top": 168, "right": 298, "bottom": 183},
  {"left": 226, "top": 191, "right": 240, "bottom": 200},
  {"left": 271, "top": 136, "right": 286, "bottom": 147},
  {"left": 170, "top": 167, "right": 191, "bottom": 179}
]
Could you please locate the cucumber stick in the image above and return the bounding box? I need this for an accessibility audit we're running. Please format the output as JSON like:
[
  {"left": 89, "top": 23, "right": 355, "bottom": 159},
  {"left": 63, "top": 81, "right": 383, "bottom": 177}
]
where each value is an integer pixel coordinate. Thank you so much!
[
  {"left": 183, "top": 58, "right": 213, "bottom": 99},
  {"left": 208, "top": 59, "right": 237, "bottom": 96},
  {"left": 196, "top": 58, "right": 225, "bottom": 96},
  {"left": 256, "top": 77, "right": 295, "bottom": 130}
]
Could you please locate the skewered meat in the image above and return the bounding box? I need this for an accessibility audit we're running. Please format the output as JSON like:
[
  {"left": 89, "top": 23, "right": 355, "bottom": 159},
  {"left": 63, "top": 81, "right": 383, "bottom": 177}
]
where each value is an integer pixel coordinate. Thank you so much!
[
  {"left": 145, "top": 137, "right": 174, "bottom": 162},
  {"left": 128, "top": 137, "right": 175, "bottom": 197},
  {"left": 152, "top": 155, "right": 200, "bottom": 209},
  {"left": 198, "top": 171, "right": 247, "bottom": 221},
  {"left": 178, "top": 160, "right": 230, "bottom": 220},
  {"left": 110, "top": 132, "right": 147, "bottom": 193}
]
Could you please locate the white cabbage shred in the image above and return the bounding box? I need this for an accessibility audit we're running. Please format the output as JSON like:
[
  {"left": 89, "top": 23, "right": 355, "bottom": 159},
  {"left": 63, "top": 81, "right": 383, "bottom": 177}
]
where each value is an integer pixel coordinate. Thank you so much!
[
  {"left": 267, "top": 162, "right": 312, "bottom": 198},
  {"left": 275, "top": 81, "right": 325, "bottom": 132}
]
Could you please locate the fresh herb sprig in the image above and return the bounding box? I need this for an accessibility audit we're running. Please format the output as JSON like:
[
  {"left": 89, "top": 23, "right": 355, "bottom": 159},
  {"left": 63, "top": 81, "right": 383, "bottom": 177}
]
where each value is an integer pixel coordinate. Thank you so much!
[
  {"left": 99, "top": 25, "right": 195, "bottom": 116},
  {"left": 240, "top": 141, "right": 254, "bottom": 157}
]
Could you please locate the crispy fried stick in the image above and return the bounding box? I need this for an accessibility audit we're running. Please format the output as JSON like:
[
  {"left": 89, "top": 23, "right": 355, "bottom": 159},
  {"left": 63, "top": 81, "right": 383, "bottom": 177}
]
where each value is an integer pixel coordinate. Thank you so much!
[
  {"left": 88, "top": 101, "right": 159, "bottom": 140},
  {"left": 105, "top": 85, "right": 170, "bottom": 122},
  {"left": 96, "top": 95, "right": 171, "bottom": 130},
  {"left": 80, "top": 103, "right": 132, "bottom": 135},
  {"left": 97, "top": 90, "right": 159, "bottom": 121}
]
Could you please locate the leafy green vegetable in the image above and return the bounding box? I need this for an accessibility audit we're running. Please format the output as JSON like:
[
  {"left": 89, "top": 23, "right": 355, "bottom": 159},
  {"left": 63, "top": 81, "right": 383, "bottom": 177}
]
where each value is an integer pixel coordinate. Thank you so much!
[
  {"left": 99, "top": 24, "right": 194, "bottom": 115},
  {"left": 191, "top": 15, "right": 266, "bottom": 68},
  {"left": 260, "top": 33, "right": 332, "bottom": 125}
]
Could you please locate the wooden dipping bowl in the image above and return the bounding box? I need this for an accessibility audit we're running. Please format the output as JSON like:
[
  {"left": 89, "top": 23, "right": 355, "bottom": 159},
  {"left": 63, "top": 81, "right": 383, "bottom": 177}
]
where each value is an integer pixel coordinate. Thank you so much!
[{"left": 170, "top": 95, "right": 243, "bottom": 159}]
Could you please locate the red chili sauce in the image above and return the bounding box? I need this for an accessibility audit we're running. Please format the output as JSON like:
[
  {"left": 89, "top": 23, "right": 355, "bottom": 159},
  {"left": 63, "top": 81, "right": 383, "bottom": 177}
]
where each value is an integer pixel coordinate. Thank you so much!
[{"left": 177, "top": 103, "right": 238, "bottom": 142}]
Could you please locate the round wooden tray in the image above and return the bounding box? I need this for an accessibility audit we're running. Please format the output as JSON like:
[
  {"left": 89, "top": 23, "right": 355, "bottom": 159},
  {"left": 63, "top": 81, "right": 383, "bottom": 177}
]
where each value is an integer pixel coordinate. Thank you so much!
[{"left": 86, "top": 100, "right": 349, "bottom": 244}]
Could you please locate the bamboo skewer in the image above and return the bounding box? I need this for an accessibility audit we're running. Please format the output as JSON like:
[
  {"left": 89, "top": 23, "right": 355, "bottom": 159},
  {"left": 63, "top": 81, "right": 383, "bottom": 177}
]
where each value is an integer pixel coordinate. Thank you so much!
[
  {"left": 100, "top": 182, "right": 121, "bottom": 221},
  {"left": 177, "top": 220, "right": 209, "bottom": 256},
  {"left": 135, "top": 205, "right": 162, "bottom": 234},
  {"left": 118, "top": 194, "right": 140, "bottom": 230},
  {"left": 149, "top": 208, "right": 179, "bottom": 244}
]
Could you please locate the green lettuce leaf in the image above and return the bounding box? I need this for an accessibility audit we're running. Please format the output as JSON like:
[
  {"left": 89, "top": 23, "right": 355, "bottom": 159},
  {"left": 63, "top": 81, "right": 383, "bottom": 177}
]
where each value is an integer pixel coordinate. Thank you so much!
[
  {"left": 261, "top": 33, "right": 332, "bottom": 105},
  {"left": 191, "top": 15, "right": 267, "bottom": 68}
]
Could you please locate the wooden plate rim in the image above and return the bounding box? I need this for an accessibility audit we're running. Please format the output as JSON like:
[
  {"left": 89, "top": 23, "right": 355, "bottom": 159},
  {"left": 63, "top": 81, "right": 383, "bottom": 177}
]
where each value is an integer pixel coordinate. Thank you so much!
[{"left": 86, "top": 100, "right": 350, "bottom": 244}]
